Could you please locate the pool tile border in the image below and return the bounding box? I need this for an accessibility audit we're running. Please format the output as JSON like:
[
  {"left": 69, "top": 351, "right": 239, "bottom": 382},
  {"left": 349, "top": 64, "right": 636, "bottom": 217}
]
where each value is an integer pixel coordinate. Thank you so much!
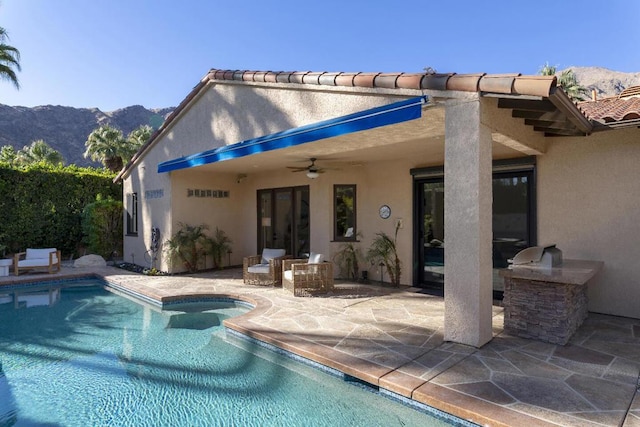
[{"left": 225, "top": 328, "right": 480, "bottom": 427}]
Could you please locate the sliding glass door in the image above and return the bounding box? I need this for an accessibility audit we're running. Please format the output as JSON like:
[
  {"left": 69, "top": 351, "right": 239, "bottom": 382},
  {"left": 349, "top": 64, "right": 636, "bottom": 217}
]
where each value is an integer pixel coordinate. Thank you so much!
[
  {"left": 414, "top": 168, "right": 535, "bottom": 296},
  {"left": 257, "top": 186, "right": 310, "bottom": 257}
]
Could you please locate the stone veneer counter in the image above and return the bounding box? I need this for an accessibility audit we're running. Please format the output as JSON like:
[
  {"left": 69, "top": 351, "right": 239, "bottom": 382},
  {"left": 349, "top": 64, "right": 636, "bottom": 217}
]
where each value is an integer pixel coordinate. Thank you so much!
[{"left": 499, "top": 259, "right": 603, "bottom": 345}]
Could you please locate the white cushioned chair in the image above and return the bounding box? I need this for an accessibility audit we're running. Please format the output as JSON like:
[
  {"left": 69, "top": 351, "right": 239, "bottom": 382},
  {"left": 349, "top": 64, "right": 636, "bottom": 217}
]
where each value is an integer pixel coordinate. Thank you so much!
[
  {"left": 14, "top": 248, "right": 61, "bottom": 276},
  {"left": 243, "top": 248, "right": 289, "bottom": 286},
  {"left": 282, "top": 253, "right": 334, "bottom": 297}
]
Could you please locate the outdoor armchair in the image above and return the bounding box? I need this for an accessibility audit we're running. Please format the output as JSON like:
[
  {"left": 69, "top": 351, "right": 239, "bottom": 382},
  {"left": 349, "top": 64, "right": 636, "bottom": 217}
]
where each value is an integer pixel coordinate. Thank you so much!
[
  {"left": 14, "top": 248, "right": 61, "bottom": 276},
  {"left": 243, "top": 248, "right": 289, "bottom": 286},
  {"left": 282, "top": 253, "right": 334, "bottom": 296}
]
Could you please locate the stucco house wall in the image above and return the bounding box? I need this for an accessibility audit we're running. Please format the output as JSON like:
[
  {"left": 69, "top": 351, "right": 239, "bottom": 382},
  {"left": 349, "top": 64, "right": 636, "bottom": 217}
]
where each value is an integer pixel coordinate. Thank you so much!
[
  {"left": 538, "top": 127, "right": 640, "bottom": 318},
  {"left": 122, "top": 74, "right": 640, "bottom": 320},
  {"left": 123, "top": 82, "right": 414, "bottom": 273}
]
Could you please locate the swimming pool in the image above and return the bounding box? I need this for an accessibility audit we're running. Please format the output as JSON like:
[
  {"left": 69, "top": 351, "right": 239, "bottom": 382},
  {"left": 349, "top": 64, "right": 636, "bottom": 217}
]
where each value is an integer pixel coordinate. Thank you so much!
[{"left": 0, "top": 280, "right": 465, "bottom": 426}]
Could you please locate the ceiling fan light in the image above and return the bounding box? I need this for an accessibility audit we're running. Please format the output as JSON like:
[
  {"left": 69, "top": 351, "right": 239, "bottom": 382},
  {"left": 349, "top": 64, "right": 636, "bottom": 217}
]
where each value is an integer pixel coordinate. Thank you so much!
[{"left": 306, "top": 170, "right": 320, "bottom": 179}]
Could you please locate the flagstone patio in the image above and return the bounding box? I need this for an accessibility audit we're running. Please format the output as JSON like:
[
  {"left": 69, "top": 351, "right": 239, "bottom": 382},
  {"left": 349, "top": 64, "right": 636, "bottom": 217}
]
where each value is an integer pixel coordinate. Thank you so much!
[{"left": 1, "top": 266, "right": 638, "bottom": 426}]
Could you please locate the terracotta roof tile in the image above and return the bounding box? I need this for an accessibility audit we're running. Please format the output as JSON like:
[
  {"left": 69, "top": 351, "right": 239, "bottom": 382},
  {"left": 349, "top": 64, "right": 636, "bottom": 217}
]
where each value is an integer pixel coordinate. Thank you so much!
[
  {"left": 421, "top": 73, "right": 454, "bottom": 91},
  {"left": 447, "top": 74, "right": 485, "bottom": 92},
  {"left": 512, "top": 75, "right": 557, "bottom": 97},
  {"left": 276, "top": 72, "right": 291, "bottom": 83},
  {"left": 334, "top": 72, "right": 359, "bottom": 87},
  {"left": 241, "top": 71, "right": 257, "bottom": 82},
  {"left": 374, "top": 73, "right": 400, "bottom": 89},
  {"left": 318, "top": 72, "right": 339, "bottom": 86},
  {"left": 303, "top": 72, "right": 325, "bottom": 85},
  {"left": 289, "top": 71, "right": 310, "bottom": 84},
  {"left": 353, "top": 72, "right": 380, "bottom": 88},
  {"left": 478, "top": 73, "right": 519, "bottom": 94},
  {"left": 204, "top": 68, "right": 564, "bottom": 100},
  {"left": 213, "top": 70, "right": 227, "bottom": 80},
  {"left": 578, "top": 92, "right": 640, "bottom": 123},
  {"left": 264, "top": 71, "right": 279, "bottom": 83},
  {"left": 232, "top": 70, "right": 245, "bottom": 81},
  {"left": 253, "top": 71, "right": 267, "bottom": 82},
  {"left": 619, "top": 86, "right": 640, "bottom": 98},
  {"left": 396, "top": 73, "right": 424, "bottom": 89}
]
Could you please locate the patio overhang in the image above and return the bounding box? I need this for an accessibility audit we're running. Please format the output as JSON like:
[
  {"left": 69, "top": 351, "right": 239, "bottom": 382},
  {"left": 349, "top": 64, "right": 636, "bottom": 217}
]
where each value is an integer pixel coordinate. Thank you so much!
[{"left": 157, "top": 96, "right": 428, "bottom": 174}]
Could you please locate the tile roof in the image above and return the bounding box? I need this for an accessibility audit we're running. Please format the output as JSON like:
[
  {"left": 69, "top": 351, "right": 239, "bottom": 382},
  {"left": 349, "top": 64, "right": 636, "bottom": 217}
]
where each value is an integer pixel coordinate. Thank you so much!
[
  {"left": 578, "top": 87, "right": 640, "bottom": 124},
  {"left": 116, "top": 68, "right": 639, "bottom": 181},
  {"left": 205, "top": 69, "right": 559, "bottom": 97},
  {"left": 205, "top": 69, "right": 594, "bottom": 136}
]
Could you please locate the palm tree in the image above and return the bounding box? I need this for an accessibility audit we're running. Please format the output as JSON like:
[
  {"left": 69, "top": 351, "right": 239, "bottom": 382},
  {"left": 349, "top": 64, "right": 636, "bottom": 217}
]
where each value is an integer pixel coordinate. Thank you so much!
[
  {"left": 122, "top": 124, "right": 153, "bottom": 163},
  {"left": 0, "top": 145, "right": 17, "bottom": 163},
  {"left": 84, "top": 124, "right": 153, "bottom": 172},
  {"left": 0, "top": 25, "right": 20, "bottom": 89},
  {"left": 84, "top": 125, "right": 126, "bottom": 172},
  {"left": 15, "top": 140, "right": 64, "bottom": 166},
  {"left": 539, "top": 62, "right": 589, "bottom": 101}
]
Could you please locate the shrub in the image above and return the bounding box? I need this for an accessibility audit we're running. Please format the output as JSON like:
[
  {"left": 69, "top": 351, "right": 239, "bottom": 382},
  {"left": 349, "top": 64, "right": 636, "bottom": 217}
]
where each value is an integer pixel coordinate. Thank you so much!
[
  {"left": 0, "top": 163, "right": 120, "bottom": 256},
  {"left": 81, "top": 194, "right": 123, "bottom": 259}
]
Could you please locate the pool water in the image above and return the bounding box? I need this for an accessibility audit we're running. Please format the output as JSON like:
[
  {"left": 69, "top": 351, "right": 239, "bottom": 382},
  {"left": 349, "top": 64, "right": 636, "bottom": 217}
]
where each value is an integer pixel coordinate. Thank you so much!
[{"left": 0, "top": 281, "right": 458, "bottom": 426}]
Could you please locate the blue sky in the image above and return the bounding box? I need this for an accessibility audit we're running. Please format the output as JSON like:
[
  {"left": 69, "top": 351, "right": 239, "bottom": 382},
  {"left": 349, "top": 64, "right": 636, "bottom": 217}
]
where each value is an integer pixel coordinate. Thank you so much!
[{"left": 1, "top": 0, "right": 639, "bottom": 111}]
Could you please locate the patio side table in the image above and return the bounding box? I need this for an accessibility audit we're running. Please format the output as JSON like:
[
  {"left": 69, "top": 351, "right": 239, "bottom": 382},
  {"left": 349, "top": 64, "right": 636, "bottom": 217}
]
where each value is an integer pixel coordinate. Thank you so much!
[{"left": 0, "top": 258, "right": 13, "bottom": 276}]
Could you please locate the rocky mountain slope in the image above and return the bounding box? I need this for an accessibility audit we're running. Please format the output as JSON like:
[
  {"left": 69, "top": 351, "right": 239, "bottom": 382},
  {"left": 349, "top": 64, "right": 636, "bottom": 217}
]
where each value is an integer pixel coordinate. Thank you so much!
[
  {"left": 0, "top": 67, "right": 638, "bottom": 168},
  {"left": 0, "top": 104, "right": 174, "bottom": 167},
  {"left": 561, "top": 66, "right": 640, "bottom": 99}
]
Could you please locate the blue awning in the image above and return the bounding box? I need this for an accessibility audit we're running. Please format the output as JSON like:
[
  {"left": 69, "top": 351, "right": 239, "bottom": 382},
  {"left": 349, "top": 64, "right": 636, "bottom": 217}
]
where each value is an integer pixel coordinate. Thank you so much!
[{"left": 158, "top": 96, "right": 427, "bottom": 173}]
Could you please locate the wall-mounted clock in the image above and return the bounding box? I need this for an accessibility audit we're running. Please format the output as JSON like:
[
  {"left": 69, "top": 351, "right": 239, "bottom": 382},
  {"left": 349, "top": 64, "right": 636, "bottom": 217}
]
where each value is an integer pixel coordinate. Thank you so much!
[{"left": 379, "top": 204, "right": 391, "bottom": 219}]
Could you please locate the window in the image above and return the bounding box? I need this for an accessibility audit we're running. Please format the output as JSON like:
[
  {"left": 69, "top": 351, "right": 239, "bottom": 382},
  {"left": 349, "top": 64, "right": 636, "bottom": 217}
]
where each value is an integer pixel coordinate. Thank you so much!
[
  {"left": 334, "top": 185, "right": 356, "bottom": 241},
  {"left": 126, "top": 192, "right": 138, "bottom": 236}
]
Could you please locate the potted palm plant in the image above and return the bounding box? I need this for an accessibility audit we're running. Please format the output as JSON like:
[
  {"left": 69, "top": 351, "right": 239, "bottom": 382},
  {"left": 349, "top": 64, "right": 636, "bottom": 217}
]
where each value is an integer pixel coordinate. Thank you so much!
[
  {"left": 204, "top": 227, "right": 232, "bottom": 269},
  {"left": 164, "top": 223, "right": 209, "bottom": 273},
  {"left": 332, "top": 232, "right": 363, "bottom": 281},
  {"left": 366, "top": 223, "right": 401, "bottom": 286}
]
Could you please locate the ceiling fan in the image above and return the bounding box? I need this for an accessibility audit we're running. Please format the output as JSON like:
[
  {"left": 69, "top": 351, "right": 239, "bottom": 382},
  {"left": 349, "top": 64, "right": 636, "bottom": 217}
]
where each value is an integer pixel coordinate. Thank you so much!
[{"left": 287, "top": 158, "right": 326, "bottom": 178}]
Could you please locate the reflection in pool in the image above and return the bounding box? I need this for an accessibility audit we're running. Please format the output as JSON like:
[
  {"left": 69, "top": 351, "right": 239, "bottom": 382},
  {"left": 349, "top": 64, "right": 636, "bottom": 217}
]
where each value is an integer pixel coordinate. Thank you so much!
[{"left": 0, "top": 280, "right": 461, "bottom": 426}]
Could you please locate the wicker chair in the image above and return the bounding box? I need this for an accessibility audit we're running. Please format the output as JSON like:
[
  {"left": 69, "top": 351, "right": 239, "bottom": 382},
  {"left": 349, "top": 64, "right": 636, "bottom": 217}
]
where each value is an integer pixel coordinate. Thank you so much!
[
  {"left": 243, "top": 248, "right": 289, "bottom": 286},
  {"left": 282, "top": 253, "right": 334, "bottom": 297}
]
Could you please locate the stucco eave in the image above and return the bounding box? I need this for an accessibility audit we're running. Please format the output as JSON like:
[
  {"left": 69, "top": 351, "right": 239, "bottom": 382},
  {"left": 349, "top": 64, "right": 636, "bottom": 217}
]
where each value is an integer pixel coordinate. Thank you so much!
[
  {"left": 208, "top": 78, "right": 425, "bottom": 99},
  {"left": 115, "top": 80, "right": 216, "bottom": 182}
]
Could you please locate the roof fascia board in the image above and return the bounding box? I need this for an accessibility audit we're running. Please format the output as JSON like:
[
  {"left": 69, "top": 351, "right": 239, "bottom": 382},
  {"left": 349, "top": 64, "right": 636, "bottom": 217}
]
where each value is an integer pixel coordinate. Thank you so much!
[
  {"left": 547, "top": 89, "right": 593, "bottom": 134},
  {"left": 591, "top": 119, "right": 640, "bottom": 131}
]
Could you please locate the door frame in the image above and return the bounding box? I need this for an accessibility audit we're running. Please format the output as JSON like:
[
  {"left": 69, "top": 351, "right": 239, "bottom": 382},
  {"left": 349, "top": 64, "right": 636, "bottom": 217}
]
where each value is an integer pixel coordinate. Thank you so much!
[
  {"left": 411, "top": 157, "right": 537, "bottom": 294},
  {"left": 256, "top": 185, "right": 310, "bottom": 256}
]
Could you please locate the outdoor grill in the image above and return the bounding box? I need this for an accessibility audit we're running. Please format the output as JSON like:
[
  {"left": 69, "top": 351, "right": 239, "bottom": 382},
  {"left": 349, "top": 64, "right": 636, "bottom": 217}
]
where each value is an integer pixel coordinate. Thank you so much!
[{"left": 508, "top": 244, "right": 563, "bottom": 269}]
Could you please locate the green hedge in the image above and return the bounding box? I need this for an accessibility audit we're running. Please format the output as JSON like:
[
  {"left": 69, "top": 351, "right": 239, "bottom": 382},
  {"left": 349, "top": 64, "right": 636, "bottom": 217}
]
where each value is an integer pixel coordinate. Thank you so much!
[
  {"left": 0, "top": 163, "right": 121, "bottom": 258},
  {"left": 81, "top": 195, "right": 123, "bottom": 259}
]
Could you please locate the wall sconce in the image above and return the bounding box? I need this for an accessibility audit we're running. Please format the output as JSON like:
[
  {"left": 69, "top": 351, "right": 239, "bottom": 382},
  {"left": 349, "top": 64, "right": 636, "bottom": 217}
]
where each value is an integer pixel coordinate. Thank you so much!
[
  {"left": 306, "top": 170, "right": 320, "bottom": 179},
  {"left": 236, "top": 173, "right": 247, "bottom": 184}
]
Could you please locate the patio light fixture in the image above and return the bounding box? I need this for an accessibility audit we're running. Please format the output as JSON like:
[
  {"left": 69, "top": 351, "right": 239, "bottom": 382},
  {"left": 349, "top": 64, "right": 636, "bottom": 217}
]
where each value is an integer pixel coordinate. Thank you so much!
[{"left": 306, "top": 170, "right": 320, "bottom": 179}]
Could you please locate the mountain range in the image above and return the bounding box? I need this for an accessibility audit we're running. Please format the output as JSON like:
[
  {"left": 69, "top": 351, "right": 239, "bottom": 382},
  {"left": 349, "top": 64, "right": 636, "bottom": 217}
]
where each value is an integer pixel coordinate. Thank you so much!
[
  {"left": 0, "top": 104, "right": 174, "bottom": 167},
  {"left": 0, "top": 66, "right": 638, "bottom": 168}
]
